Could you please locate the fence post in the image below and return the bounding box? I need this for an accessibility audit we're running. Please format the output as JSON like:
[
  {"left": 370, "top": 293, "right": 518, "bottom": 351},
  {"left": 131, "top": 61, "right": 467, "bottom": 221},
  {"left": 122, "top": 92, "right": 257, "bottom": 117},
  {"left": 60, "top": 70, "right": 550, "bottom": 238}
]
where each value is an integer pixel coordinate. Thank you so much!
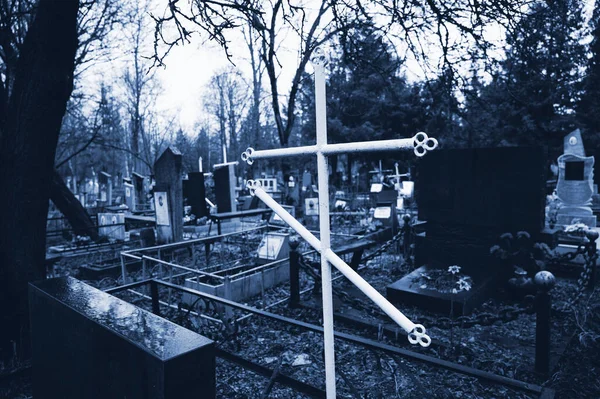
[
  {"left": 204, "top": 242, "right": 211, "bottom": 267},
  {"left": 142, "top": 257, "right": 148, "bottom": 295},
  {"left": 585, "top": 230, "right": 598, "bottom": 290},
  {"left": 120, "top": 256, "right": 128, "bottom": 284},
  {"left": 289, "top": 237, "right": 301, "bottom": 307},
  {"left": 224, "top": 276, "right": 233, "bottom": 319},
  {"left": 150, "top": 280, "right": 160, "bottom": 316},
  {"left": 142, "top": 257, "right": 147, "bottom": 279},
  {"left": 534, "top": 271, "right": 555, "bottom": 375},
  {"left": 402, "top": 215, "right": 411, "bottom": 261}
]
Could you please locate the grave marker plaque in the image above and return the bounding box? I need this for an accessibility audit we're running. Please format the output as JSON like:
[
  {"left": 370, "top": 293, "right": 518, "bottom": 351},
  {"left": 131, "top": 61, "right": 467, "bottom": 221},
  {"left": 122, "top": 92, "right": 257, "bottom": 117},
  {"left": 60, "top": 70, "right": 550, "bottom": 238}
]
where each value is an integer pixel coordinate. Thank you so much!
[
  {"left": 154, "top": 191, "right": 170, "bottom": 226},
  {"left": 124, "top": 181, "right": 135, "bottom": 210},
  {"left": 257, "top": 232, "right": 290, "bottom": 264},
  {"left": 305, "top": 197, "right": 319, "bottom": 216},
  {"left": 565, "top": 161, "right": 585, "bottom": 181},
  {"left": 98, "top": 212, "right": 125, "bottom": 241}
]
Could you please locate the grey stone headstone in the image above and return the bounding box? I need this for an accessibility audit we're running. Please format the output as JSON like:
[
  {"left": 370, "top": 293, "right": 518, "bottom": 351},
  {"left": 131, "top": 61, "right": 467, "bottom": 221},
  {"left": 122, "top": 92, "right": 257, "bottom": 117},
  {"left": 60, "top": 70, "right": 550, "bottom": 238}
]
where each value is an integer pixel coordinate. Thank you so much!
[
  {"left": 555, "top": 130, "right": 597, "bottom": 228},
  {"left": 154, "top": 147, "right": 183, "bottom": 244},
  {"left": 556, "top": 153, "right": 594, "bottom": 206}
]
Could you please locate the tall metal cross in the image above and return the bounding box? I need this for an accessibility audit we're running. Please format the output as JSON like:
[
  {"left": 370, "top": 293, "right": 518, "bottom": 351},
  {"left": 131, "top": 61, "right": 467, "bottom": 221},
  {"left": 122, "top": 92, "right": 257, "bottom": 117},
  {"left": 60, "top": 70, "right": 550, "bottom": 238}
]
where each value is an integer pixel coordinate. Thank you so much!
[{"left": 240, "top": 55, "right": 438, "bottom": 398}]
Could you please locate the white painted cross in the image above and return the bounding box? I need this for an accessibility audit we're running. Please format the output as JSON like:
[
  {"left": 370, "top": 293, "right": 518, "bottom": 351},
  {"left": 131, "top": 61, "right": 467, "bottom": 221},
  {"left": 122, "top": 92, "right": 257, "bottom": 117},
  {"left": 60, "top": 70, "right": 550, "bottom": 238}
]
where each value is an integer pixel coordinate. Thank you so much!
[
  {"left": 241, "top": 54, "right": 438, "bottom": 398},
  {"left": 393, "top": 162, "right": 410, "bottom": 189}
]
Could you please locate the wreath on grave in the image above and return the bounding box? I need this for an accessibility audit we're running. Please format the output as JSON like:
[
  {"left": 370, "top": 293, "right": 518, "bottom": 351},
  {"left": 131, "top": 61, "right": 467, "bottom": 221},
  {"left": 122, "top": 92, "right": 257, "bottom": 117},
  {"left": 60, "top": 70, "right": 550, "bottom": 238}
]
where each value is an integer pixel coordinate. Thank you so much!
[{"left": 411, "top": 265, "right": 473, "bottom": 295}]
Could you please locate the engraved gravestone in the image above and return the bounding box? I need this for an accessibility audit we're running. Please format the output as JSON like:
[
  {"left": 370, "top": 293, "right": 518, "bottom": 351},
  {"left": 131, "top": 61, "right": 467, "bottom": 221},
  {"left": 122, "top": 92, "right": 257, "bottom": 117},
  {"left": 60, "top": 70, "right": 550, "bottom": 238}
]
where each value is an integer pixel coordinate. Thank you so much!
[{"left": 555, "top": 129, "right": 597, "bottom": 228}]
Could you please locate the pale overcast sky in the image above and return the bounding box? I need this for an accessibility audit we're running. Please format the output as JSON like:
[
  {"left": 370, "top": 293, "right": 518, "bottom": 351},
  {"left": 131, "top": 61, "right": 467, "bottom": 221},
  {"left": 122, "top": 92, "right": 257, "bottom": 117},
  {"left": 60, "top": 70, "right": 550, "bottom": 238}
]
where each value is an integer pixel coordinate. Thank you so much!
[{"left": 82, "top": 0, "right": 596, "bottom": 136}]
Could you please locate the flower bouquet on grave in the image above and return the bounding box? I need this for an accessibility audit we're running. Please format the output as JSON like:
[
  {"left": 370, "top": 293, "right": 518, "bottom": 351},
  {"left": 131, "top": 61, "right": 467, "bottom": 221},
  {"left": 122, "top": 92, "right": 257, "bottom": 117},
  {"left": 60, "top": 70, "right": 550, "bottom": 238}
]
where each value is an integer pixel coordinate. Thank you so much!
[
  {"left": 564, "top": 222, "right": 590, "bottom": 237},
  {"left": 545, "top": 192, "right": 562, "bottom": 229},
  {"left": 490, "top": 231, "right": 551, "bottom": 281},
  {"left": 411, "top": 265, "right": 473, "bottom": 295},
  {"left": 72, "top": 234, "right": 91, "bottom": 247}
]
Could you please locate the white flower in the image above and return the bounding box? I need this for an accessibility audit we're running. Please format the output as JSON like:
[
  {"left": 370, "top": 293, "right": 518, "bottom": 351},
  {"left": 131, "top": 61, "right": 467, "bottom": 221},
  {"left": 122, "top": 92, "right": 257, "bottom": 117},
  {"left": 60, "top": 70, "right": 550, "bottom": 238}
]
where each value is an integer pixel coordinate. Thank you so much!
[
  {"left": 448, "top": 265, "right": 461, "bottom": 275},
  {"left": 565, "top": 223, "right": 588, "bottom": 234},
  {"left": 489, "top": 245, "right": 501, "bottom": 255},
  {"left": 516, "top": 231, "right": 531, "bottom": 240},
  {"left": 452, "top": 288, "right": 458, "bottom": 294},
  {"left": 420, "top": 272, "right": 431, "bottom": 280},
  {"left": 457, "top": 278, "right": 472, "bottom": 292}
]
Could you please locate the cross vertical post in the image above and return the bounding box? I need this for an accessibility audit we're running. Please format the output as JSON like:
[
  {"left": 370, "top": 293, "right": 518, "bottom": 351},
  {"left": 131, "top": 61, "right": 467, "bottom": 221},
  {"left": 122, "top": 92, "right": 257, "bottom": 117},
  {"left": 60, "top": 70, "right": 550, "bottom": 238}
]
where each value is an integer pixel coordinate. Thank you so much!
[
  {"left": 314, "top": 61, "right": 336, "bottom": 397},
  {"left": 240, "top": 53, "right": 438, "bottom": 398}
]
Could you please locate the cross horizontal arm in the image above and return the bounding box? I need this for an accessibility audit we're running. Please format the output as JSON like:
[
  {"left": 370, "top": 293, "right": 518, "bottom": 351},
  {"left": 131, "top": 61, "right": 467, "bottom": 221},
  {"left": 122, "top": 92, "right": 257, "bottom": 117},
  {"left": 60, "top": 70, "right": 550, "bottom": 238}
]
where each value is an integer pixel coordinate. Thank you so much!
[
  {"left": 241, "top": 132, "right": 438, "bottom": 165},
  {"left": 241, "top": 146, "right": 319, "bottom": 164},
  {"left": 320, "top": 138, "right": 413, "bottom": 155},
  {"left": 246, "top": 180, "right": 431, "bottom": 346}
]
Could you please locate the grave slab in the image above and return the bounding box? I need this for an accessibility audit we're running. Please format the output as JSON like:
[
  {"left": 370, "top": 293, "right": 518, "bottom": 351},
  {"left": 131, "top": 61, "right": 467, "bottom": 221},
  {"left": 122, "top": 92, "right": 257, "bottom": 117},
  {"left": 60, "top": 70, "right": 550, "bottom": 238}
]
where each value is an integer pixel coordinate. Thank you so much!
[
  {"left": 387, "top": 265, "right": 498, "bottom": 315},
  {"left": 30, "top": 277, "right": 215, "bottom": 399}
]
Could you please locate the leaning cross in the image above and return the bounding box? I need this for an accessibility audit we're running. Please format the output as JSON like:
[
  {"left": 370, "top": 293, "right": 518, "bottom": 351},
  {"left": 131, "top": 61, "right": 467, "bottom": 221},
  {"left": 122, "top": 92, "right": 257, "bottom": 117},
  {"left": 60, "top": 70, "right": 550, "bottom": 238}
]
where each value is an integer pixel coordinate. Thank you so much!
[{"left": 240, "top": 54, "right": 437, "bottom": 398}]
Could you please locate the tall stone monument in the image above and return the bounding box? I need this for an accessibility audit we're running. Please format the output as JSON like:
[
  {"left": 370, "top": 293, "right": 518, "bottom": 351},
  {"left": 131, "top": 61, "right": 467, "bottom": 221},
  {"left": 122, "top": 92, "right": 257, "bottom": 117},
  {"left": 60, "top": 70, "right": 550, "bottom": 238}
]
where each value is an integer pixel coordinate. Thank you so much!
[
  {"left": 154, "top": 147, "right": 183, "bottom": 244},
  {"left": 555, "top": 129, "right": 597, "bottom": 228}
]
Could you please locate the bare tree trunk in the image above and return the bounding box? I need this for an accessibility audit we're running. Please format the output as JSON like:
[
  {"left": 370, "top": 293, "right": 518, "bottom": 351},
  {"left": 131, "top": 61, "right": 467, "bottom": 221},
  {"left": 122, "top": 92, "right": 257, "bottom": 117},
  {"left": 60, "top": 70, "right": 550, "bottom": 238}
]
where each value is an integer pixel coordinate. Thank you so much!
[
  {"left": 0, "top": 0, "right": 79, "bottom": 362},
  {"left": 50, "top": 170, "right": 100, "bottom": 242}
]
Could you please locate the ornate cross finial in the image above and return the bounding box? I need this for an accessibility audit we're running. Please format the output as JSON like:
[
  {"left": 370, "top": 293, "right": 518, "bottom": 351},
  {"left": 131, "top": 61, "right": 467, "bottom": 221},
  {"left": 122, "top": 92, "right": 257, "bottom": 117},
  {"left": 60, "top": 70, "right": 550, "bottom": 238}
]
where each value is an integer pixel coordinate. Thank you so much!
[
  {"left": 246, "top": 179, "right": 261, "bottom": 196},
  {"left": 310, "top": 47, "right": 328, "bottom": 67},
  {"left": 241, "top": 147, "right": 255, "bottom": 165},
  {"left": 413, "top": 132, "right": 438, "bottom": 157}
]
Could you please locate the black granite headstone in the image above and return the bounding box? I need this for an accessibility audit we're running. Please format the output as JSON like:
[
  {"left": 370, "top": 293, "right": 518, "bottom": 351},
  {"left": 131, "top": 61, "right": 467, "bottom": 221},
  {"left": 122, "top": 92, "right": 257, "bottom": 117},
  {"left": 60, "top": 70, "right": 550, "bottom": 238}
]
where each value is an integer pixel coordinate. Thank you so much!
[
  {"left": 183, "top": 172, "right": 208, "bottom": 218},
  {"left": 213, "top": 165, "right": 235, "bottom": 213},
  {"left": 417, "top": 146, "right": 546, "bottom": 231},
  {"left": 416, "top": 146, "right": 547, "bottom": 268},
  {"left": 388, "top": 147, "right": 548, "bottom": 314},
  {"left": 140, "top": 227, "right": 156, "bottom": 247},
  {"left": 29, "top": 277, "right": 215, "bottom": 399}
]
